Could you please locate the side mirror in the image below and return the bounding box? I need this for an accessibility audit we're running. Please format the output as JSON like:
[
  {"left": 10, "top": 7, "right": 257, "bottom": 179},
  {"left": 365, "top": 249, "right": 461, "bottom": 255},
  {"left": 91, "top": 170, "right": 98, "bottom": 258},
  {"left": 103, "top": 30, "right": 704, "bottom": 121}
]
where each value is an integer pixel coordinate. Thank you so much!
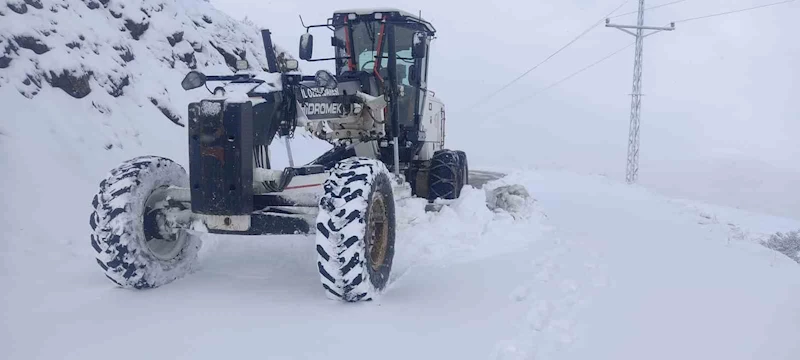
[
  {"left": 181, "top": 71, "right": 206, "bottom": 90},
  {"left": 235, "top": 59, "right": 249, "bottom": 71},
  {"left": 411, "top": 32, "right": 426, "bottom": 59},
  {"left": 299, "top": 33, "right": 313, "bottom": 61}
]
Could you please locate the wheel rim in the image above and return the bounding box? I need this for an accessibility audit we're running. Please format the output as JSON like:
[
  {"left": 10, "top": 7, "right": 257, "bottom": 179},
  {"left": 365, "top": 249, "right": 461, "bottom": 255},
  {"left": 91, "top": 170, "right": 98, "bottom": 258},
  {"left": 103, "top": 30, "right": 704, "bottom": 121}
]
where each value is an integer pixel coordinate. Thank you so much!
[
  {"left": 366, "top": 192, "right": 389, "bottom": 272},
  {"left": 142, "top": 186, "right": 187, "bottom": 261}
]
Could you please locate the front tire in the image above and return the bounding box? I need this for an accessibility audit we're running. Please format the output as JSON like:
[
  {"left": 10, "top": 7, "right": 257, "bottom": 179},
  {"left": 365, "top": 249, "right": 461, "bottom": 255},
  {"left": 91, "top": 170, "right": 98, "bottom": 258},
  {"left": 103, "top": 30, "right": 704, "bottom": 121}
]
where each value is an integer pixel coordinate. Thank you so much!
[
  {"left": 315, "top": 157, "right": 396, "bottom": 302},
  {"left": 90, "top": 156, "right": 201, "bottom": 289}
]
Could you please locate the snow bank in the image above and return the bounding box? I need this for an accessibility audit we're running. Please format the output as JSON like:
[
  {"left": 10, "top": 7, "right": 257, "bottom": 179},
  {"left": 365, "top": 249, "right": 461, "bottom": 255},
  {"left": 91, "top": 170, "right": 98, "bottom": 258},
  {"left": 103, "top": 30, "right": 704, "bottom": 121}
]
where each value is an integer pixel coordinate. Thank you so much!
[{"left": 393, "top": 184, "right": 550, "bottom": 272}]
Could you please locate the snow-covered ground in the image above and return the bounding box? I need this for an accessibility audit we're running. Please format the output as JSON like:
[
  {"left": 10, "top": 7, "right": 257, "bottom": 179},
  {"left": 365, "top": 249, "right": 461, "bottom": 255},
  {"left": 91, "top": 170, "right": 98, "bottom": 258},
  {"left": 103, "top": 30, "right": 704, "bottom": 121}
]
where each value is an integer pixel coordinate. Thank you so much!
[
  {"left": 3, "top": 1, "right": 800, "bottom": 359},
  {"left": 489, "top": 170, "right": 800, "bottom": 360},
  {"left": 3, "top": 162, "right": 800, "bottom": 360}
]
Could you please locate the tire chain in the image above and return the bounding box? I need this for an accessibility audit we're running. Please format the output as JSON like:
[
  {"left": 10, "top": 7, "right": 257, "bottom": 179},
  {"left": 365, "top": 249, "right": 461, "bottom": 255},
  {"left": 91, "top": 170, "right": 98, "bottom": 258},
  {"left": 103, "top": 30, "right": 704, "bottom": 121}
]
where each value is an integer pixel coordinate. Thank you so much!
[{"left": 428, "top": 150, "right": 460, "bottom": 200}]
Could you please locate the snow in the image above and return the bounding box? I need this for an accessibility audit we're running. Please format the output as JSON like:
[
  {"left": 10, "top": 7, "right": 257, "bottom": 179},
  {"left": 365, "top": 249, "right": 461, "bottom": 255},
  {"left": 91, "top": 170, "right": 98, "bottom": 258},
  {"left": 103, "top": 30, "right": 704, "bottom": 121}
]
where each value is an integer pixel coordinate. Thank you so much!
[
  {"left": 253, "top": 167, "right": 283, "bottom": 182},
  {"left": 5, "top": 157, "right": 800, "bottom": 359},
  {"left": 486, "top": 183, "right": 534, "bottom": 218},
  {"left": 487, "top": 170, "right": 800, "bottom": 360},
  {"left": 199, "top": 99, "right": 222, "bottom": 115},
  {"left": 3, "top": 0, "right": 800, "bottom": 359},
  {"left": 204, "top": 72, "right": 284, "bottom": 104}
]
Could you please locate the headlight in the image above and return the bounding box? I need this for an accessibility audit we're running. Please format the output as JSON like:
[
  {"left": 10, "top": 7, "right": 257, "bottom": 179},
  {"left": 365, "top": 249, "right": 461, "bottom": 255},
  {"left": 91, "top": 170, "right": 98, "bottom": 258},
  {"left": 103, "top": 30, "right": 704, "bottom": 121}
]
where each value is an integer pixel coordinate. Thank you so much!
[
  {"left": 285, "top": 59, "right": 299, "bottom": 71},
  {"left": 314, "top": 70, "right": 338, "bottom": 90}
]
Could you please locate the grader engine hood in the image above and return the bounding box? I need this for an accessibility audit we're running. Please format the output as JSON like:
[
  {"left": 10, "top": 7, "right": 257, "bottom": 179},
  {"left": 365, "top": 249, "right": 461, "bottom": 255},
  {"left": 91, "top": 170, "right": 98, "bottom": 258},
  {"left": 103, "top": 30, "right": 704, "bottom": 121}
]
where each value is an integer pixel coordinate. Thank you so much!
[
  {"left": 296, "top": 72, "right": 387, "bottom": 141},
  {"left": 296, "top": 74, "right": 377, "bottom": 120}
]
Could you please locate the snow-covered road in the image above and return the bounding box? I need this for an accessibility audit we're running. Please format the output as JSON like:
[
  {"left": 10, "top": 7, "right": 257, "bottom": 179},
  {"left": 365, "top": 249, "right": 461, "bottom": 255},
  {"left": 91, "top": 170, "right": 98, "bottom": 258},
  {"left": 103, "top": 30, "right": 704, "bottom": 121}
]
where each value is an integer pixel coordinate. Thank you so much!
[
  {"left": 3, "top": 169, "right": 544, "bottom": 360},
  {"left": 3, "top": 168, "right": 800, "bottom": 360},
  {"left": 492, "top": 171, "right": 800, "bottom": 360}
]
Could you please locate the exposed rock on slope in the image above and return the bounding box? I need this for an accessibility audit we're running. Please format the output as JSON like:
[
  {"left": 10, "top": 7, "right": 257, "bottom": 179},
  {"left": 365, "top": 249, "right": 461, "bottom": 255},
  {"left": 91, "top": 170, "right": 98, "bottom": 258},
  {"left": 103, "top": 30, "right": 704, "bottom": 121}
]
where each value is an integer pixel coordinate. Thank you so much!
[{"left": 0, "top": 0, "right": 286, "bottom": 123}]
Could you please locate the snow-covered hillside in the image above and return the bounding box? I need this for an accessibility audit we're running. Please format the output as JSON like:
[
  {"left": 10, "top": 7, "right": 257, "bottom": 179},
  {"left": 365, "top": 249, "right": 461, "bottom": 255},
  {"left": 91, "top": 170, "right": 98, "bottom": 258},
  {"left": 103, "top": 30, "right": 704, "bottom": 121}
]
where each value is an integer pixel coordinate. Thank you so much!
[
  {"left": 3, "top": 1, "right": 800, "bottom": 360},
  {"left": 1, "top": 0, "right": 284, "bottom": 101}
]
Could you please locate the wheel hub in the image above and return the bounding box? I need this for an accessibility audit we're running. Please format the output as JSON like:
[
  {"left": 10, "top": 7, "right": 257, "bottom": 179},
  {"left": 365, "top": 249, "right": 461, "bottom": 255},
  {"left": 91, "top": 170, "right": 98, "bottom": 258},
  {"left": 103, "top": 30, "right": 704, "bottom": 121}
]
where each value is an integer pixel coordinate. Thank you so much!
[
  {"left": 142, "top": 186, "right": 190, "bottom": 261},
  {"left": 367, "top": 192, "right": 389, "bottom": 272}
]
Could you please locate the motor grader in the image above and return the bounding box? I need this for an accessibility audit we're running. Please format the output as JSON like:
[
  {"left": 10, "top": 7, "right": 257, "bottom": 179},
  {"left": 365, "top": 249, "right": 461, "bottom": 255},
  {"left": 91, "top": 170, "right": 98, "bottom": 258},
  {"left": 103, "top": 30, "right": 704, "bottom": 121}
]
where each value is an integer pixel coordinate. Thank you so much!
[{"left": 89, "top": 8, "right": 468, "bottom": 302}]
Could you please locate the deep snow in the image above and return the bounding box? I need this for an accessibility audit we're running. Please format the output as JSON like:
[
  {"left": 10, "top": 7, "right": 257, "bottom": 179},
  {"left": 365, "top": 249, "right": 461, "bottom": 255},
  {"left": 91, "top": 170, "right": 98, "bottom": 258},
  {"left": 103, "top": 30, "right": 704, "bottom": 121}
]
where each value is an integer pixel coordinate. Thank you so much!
[
  {"left": 3, "top": 1, "right": 800, "bottom": 359},
  {"left": 489, "top": 170, "right": 800, "bottom": 360},
  {"left": 3, "top": 163, "right": 800, "bottom": 360}
]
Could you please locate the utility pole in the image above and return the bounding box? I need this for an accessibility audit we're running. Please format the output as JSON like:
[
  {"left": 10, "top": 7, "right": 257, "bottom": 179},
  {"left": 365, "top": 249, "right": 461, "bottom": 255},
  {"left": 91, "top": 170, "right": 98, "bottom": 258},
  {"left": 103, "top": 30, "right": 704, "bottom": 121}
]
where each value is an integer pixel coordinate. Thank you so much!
[{"left": 606, "top": 0, "right": 675, "bottom": 184}]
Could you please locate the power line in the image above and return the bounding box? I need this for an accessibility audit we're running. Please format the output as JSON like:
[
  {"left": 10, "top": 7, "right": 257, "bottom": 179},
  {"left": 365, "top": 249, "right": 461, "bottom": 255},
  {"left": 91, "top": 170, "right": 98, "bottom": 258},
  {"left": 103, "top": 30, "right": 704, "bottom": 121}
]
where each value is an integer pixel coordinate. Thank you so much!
[
  {"left": 488, "top": 41, "right": 635, "bottom": 118},
  {"left": 610, "top": 0, "right": 687, "bottom": 19},
  {"left": 464, "top": 0, "right": 796, "bottom": 184},
  {"left": 537, "top": 42, "right": 635, "bottom": 95},
  {"left": 481, "top": 0, "right": 796, "bottom": 116},
  {"left": 465, "top": 0, "right": 795, "bottom": 115},
  {"left": 674, "top": 0, "right": 796, "bottom": 23},
  {"left": 463, "top": 0, "right": 632, "bottom": 112},
  {"left": 517, "top": 1, "right": 791, "bottom": 88}
]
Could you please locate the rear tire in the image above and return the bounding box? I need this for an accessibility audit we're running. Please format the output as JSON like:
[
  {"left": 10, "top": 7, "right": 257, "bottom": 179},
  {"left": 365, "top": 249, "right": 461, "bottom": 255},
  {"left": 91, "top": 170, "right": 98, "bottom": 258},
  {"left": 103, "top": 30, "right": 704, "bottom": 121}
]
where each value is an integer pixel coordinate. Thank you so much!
[
  {"left": 90, "top": 156, "right": 201, "bottom": 289},
  {"left": 455, "top": 150, "right": 469, "bottom": 190},
  {"left": 315, "top": 157, "right": 396, "bottom": 302},
  {"left": 428, "top": 149, "right": 461, "bottom": 200}
]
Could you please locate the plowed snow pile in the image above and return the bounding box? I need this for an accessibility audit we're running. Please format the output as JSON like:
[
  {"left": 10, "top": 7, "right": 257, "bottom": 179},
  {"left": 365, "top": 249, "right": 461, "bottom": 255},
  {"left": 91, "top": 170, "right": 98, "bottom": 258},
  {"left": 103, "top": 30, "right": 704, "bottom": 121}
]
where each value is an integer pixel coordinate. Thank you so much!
[{"left": 3, "top": 1, "right": 800, "bottom": 359}]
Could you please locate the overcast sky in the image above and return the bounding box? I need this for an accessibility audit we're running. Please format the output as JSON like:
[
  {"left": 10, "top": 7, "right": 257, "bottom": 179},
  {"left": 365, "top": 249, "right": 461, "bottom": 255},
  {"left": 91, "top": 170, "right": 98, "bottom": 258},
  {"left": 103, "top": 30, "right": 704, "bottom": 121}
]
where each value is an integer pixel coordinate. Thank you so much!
[{"left": 211, "top": 0, "right": 799, "bottom": 216}]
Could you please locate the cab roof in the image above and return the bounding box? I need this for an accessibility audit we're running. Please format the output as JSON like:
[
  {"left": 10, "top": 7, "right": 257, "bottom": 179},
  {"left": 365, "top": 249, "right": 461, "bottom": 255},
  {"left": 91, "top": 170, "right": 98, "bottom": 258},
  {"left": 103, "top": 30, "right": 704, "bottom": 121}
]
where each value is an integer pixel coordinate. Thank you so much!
[
  {"left": 331, "top": 8, "right": 436, "bottom": 34},
  {"left": 334, "top": 8, "right": 421, "bottom": 19}
]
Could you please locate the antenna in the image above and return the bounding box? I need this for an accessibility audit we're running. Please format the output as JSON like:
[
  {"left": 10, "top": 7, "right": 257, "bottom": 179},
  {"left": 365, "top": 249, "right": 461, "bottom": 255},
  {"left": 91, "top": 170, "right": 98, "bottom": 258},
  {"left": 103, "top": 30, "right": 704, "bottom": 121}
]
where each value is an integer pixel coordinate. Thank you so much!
[{"left": 299, "top": 15, "right": 309, "bottom": 32}]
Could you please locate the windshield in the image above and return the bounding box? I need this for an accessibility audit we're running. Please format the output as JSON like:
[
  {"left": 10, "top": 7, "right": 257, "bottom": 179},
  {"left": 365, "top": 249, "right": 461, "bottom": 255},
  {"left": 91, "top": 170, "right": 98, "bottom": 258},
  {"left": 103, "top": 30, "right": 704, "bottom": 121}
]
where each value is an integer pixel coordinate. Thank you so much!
[{"left": 334, "top": 22, "right": 417, "bottom": 86}]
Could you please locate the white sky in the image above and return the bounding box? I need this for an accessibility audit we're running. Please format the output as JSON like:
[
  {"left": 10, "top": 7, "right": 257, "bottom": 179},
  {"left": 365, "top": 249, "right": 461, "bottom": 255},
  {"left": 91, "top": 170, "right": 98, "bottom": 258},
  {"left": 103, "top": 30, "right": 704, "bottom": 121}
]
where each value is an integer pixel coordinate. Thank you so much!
[{"left": 211, "top": 0, "right": 800, "bottom": 216}]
